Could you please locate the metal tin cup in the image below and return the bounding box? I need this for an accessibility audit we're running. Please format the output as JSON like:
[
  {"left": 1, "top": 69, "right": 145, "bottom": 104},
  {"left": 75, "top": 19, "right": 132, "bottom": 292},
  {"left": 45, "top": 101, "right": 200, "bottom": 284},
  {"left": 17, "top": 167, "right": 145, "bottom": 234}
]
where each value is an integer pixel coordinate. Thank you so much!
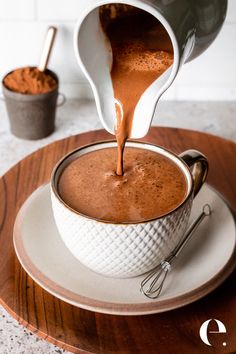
[{"left": 1, "top": 68, "right": 66, "bottom": 140}]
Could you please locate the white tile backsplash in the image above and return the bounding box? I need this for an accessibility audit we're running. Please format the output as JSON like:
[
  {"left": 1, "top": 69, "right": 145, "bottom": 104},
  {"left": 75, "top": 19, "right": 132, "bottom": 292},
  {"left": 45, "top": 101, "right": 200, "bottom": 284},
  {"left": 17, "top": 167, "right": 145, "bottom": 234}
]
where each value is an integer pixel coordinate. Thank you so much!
[
  {"left": 0, "top": 0, "right": 236, "bottom": 100},
  {"left": 174, "top": 24, "right": 236, "bottom": 86},
  {"left": 0, "top": 0, "right": 35, "bottom": 20},
  {"left": 175, "top": 85, "right": 236, "bottom": 101},
  {"left": 37, "top": 0, "right": 95, "bottom": 21},
  {"left": 60, "top": 82, "right": 93, "bottom": 99},
  {"left": 226, "top": 0, "right": 236, "bottom": 23},
  {"left": 171, "top": 23, "right": 236, "bottom": 99}
]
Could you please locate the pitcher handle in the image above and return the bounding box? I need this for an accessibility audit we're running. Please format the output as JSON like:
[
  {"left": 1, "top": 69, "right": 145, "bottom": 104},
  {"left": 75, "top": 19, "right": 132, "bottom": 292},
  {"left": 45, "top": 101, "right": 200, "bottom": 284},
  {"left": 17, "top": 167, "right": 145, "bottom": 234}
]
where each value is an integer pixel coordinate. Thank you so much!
[{"left": 179, "top": 150, "right": 208, "bottom": 198}]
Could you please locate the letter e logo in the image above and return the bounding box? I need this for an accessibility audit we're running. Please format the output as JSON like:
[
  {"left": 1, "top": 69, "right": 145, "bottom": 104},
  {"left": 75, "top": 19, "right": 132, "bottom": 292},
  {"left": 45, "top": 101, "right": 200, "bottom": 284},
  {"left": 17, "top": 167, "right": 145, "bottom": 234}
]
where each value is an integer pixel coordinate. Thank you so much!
[{"left": 200, "top": 319, "right": 226, "bottom": 347}]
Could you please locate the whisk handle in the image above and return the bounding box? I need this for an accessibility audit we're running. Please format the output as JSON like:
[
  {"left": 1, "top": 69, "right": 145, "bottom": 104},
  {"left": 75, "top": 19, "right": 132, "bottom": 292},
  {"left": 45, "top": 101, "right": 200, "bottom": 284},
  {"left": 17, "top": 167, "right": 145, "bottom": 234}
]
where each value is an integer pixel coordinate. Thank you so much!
[{"left": 171, "top": 204, "right": 211, "bottom": 259}]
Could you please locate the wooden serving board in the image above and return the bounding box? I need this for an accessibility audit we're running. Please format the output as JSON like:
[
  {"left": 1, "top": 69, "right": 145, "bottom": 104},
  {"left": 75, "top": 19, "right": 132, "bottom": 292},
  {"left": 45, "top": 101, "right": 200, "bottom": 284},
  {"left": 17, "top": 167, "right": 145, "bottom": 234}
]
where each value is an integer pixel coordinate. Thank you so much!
[{"left": 0, "top": 127, "right": 236, "bottom": 354}]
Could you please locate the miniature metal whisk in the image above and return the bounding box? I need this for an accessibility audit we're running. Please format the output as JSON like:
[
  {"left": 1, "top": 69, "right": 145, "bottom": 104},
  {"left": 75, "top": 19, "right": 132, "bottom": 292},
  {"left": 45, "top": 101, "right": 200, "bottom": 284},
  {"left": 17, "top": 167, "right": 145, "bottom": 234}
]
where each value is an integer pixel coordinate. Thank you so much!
[{"left": 140, "top": 204, "right": 212, "bottom": 299}]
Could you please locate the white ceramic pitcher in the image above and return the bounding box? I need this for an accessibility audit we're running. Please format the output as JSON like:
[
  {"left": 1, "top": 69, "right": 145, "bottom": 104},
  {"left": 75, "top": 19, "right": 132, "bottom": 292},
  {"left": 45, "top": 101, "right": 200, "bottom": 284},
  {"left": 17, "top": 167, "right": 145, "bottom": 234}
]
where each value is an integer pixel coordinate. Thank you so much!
[{"left": 74, "top": 0, "right": 227, "bottom": 138}]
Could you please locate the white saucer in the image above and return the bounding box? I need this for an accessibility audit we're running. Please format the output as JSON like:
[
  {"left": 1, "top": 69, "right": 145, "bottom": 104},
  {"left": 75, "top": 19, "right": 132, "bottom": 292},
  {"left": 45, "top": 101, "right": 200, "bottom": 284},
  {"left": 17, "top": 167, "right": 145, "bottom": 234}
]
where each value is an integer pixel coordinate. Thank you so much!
[{"left": 13, "top": 184, "right": 236, "bottom": 316}]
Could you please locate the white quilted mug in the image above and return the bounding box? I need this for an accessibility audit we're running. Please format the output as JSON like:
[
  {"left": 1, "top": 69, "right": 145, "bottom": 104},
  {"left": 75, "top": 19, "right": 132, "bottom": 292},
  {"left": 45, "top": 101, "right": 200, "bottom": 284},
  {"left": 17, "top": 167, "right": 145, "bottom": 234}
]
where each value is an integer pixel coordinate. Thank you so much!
[{"left": 51, "top": 141, "right": 208, "bottom": 278}]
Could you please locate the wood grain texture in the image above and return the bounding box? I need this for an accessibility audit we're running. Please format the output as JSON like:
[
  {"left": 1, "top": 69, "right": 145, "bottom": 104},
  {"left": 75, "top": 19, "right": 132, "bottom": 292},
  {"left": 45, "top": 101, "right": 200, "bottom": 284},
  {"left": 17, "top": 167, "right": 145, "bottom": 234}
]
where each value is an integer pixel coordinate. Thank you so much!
[{"left": 0, "top": 127, "right": 236, "bottom": 354}]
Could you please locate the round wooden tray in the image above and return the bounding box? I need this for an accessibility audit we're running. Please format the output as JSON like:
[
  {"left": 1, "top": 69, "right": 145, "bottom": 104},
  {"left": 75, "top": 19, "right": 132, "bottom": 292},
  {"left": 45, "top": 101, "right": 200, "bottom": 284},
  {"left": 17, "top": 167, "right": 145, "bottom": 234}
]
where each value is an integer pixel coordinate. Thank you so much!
[{"left": 0, "top": 127, "right": 236, "bottom": 353}]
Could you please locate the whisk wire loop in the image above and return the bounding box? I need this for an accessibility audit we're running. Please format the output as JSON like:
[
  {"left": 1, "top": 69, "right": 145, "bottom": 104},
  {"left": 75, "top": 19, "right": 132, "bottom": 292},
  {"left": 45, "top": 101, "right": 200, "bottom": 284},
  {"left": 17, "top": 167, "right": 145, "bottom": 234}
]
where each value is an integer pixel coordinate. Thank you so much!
[{"left": 140, "top": 204, "right": 212, "bottom": 299}]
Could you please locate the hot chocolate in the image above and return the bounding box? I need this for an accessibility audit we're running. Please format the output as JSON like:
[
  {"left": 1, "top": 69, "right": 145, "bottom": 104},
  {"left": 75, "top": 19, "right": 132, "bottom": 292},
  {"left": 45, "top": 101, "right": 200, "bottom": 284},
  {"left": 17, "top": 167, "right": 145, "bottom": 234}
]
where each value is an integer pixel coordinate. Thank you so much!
[
  {"left": 100, "top": 5, "right": 173, "bottom": 175},
  {"left": 58, "top": 147, "right": 187, "bottom": 223}
]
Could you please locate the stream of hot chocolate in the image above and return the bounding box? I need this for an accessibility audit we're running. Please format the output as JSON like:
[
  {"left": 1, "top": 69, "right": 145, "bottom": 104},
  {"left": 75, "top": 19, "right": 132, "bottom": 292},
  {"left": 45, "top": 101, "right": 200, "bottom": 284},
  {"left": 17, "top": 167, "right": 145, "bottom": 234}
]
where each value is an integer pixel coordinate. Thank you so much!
[{"left": 100, "top": 5, "right": 173, "bottom": 175}]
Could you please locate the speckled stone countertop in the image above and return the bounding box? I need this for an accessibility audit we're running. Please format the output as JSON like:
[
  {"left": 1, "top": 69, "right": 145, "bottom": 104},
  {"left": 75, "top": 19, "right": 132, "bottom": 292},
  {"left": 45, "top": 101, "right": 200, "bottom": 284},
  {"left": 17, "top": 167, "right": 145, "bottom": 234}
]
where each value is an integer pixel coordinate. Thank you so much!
[{"left": 0, "top": 99, "right": 236, "bottom": 353}]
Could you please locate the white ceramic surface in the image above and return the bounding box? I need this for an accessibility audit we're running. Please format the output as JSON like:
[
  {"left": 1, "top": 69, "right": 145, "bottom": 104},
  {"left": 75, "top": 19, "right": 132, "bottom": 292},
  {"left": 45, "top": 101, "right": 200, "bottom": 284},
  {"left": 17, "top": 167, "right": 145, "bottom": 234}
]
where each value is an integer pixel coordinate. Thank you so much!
[
  {"left": 50, "top": 141, "right": 199, "bottom": 278},
  {"left": 13, "top": 183, "right": 236, "bottom": 315}
]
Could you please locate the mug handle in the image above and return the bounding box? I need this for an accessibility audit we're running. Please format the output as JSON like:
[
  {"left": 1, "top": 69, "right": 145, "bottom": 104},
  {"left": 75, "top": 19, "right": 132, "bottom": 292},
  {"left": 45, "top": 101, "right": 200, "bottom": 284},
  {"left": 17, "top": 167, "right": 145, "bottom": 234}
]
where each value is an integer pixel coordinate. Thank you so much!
[
  {"left": 57, "top": 92, "right": 66, "bottom": 107},
  {"left": 0, "top": 92, "right": 4, "bottom": 100},
  {"left": 179, "top": 150, "right": 208, "bottom": 198}
]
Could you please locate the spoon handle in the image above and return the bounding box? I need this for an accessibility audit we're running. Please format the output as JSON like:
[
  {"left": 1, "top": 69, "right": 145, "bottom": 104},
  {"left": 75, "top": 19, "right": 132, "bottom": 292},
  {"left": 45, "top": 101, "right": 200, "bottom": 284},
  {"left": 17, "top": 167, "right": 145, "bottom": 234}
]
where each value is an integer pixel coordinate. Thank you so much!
[{"left": 38, "top": 26, "right": 57, "bottom": 72}]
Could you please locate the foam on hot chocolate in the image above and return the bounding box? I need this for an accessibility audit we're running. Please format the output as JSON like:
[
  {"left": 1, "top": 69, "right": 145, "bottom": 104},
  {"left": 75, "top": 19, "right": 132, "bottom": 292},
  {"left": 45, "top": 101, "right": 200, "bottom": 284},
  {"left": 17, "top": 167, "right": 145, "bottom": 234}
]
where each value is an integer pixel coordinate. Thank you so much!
[
  {"left": 114, "top": 42, "right": 173, "bottom": 72},
  {"left": 58, "top": 147, "right": 187, "bottom": 223}
]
